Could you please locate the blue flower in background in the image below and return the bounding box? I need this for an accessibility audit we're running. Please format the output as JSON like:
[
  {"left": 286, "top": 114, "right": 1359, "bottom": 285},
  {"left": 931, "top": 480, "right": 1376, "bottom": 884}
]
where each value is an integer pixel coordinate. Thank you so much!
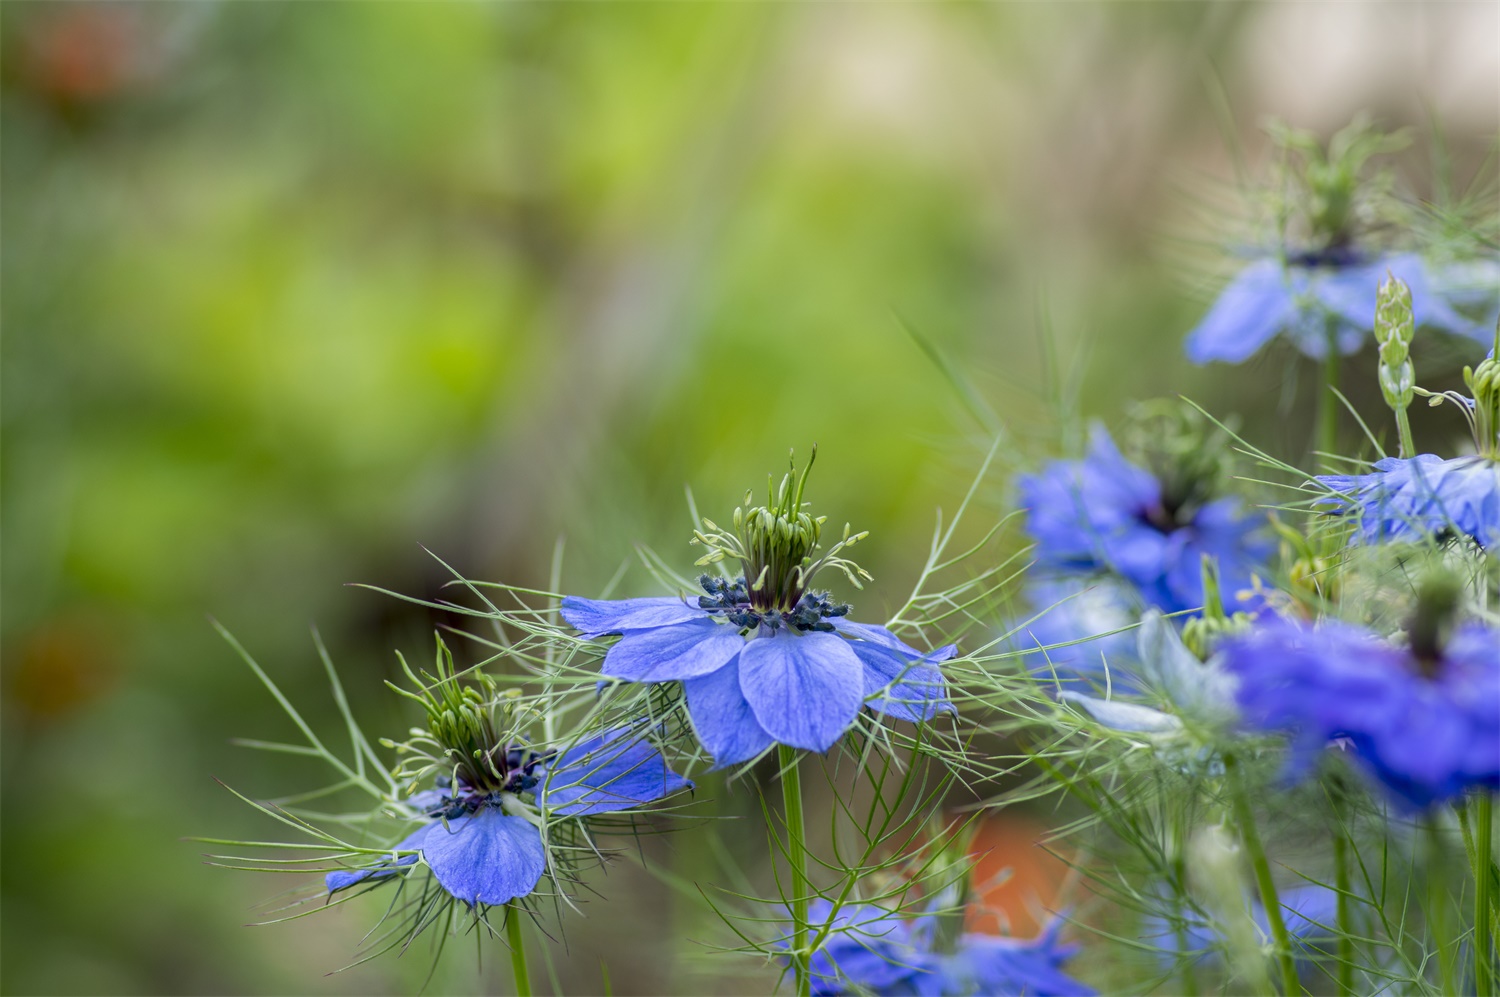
[
  {"left": 928, "top": 918, "right": 1096, "bottom": 997},
  {"left": 1013, "top": 579, "right": 1141, "bottom": 691},
  {"left": 796, "top": 900, "right": 934, "bottom": 996},
  {"left": 1430, "top": 255, "right": 1500, "bottom": 333},
  {"left": 326, "top": 726, "right": 691, "bottom": 905},
  {"left": 1184, "top": 252, "right": 1482, "bottom": 364},
  {"left": 1146, "top": 883, "right": 1339, "bottom": 971},
  {"left": 1018, "top": 427, "right": 1271, "bottom": 616},
  {"left": 563, "top": 580, "right": 956, "bottom": 767},
  {"left": 786, "top": 898, "right": 1095, "bottom": 996},
  {"left": 1222, "top": 617, "right": 1500, "bottom": 809},
  {"left": 1316, "top": 454, "right": 1500, "bottom": 549}
]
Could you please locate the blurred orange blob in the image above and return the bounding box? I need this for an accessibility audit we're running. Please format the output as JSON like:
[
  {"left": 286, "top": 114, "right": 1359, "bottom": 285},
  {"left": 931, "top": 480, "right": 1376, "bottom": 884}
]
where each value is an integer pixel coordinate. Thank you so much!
[
  {"left": 6, "top": 613, "right": 120, "bottom": 721},
  {"left": 19, "top": 3, "right": 154, "bottom": 106},
  {"left": 964, "top": 813, "right": 1073, "bottom": 938}
]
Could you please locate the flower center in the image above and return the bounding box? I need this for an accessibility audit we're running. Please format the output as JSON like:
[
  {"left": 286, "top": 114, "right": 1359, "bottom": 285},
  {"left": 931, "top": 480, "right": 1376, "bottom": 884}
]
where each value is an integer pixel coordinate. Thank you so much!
[
  {"left": 697, "top": 574, "right": 850, "bottom": 633},
  {"left": 691, "top": 447, "right": 872, "bottom": 614},
  {"left": 1408, "top": 573, "right": 1462, "bottom": 680},
  {"left": 387, "top": 636, "right": 537, "bottom": 797},
  {"left": 425, "top": 747, "right": 549, "bottom": 817}
]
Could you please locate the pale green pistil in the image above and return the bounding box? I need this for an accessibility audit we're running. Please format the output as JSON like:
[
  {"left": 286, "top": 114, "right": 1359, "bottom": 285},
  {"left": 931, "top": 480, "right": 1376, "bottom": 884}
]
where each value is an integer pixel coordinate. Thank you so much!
[{"left": 692, "top": 447, "right": 871, "bottom": 614}]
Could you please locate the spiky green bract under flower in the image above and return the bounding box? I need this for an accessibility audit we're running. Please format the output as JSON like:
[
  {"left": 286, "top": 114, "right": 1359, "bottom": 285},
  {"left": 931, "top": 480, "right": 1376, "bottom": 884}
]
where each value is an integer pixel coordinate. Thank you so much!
[{"left": 691, "top": 446, "right": 872, "bottom": 615}]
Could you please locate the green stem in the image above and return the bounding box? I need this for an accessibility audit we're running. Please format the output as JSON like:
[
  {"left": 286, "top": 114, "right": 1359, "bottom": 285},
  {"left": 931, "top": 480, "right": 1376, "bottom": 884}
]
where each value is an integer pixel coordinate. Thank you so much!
[
  {"left": 1478, "top": 794, "right": 1495, "bottom": 997},
  {"left": 1316, "top": 343, "right": 1340, "bottom": 463},
  {"left": 506, "top": 904, "right": 532, "bottom": 997},
  {"left": 1395, "top": 408, "right": 1415, "bottom": 460},
  {"left": 1333, "top": 827, "right": 1354, "bottom": 996},
  {"left": 1226, "top": 754, "right": 1299, "bottom": 995},
  {"left": 780, "top": 745, "right": 811, "bottom": 997},
  {"left": 1430, "top": 817, "right": 1456, "bottom": 997}
]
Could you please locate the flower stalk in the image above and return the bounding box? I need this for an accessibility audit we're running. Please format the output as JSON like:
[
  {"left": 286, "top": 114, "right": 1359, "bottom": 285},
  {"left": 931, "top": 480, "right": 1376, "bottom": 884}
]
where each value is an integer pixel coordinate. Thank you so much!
[
  {"left": 1477, "top": 793, "right": 1495, "bottom": 997},
  {"left": 506, "top": 904, "right": 532, "bottom": 997},
  {"left": 1317, "top": 328, "right": 1340, "bottom": 463},
  {"left": 1333, "top": 826, "right": 1354, "bottom": 996},
  {"left": 780, "top": 744, "right": 812, "bottom": 997},
  {"left": 1225, "top": 753, "right": 1299, "bottom": 995}
]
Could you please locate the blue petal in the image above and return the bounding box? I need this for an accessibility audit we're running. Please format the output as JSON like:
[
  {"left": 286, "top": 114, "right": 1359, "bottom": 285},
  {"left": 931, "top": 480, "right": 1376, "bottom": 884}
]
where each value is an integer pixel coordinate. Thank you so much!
[
  {"left": 420, "top": 807, "right": 547, "bottom": 907},
  {"left": 325, "top": 825, "right": 429, "bottom": 894},
  {"left": 739, "top": 630, "right": 864, "bottom": 753},
  {"left": 560, "top": 594, "right": 705, "bottom": 636},
  {"left": 848, "top": 639, "right": 955, "bottom": 723},
  {"left": 599, "top": 618, "right": 745, "bottom": 682},
  {"left": 682, "top": 655, "right": 775, "bottom": 766},
  {"left": 1059, "top": 691, "right": 1181, "bottom": 733},
  {"left": 543, "top": 726, "right": 693, "bottom": 816},
  {"left": 1184, "top": 260, "right": 1296, "bottom": 364}
]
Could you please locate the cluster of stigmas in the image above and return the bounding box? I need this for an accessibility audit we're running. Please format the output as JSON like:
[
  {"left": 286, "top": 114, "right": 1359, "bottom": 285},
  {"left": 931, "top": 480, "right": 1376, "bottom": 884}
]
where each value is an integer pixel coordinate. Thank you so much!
[
  {"left": 692, "top": 447, "right": 873, "bottom": 616},
  {"left": 696, "top": 574, "right": 850, "bottom": 634},
  {"left": 424, "top": 749, "right": 551, "bottom": 819}
]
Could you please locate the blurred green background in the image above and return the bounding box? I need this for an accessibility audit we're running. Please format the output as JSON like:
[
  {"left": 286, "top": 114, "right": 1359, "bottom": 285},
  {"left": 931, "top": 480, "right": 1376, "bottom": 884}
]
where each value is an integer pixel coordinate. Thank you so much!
[{"left": 2, "top": 3, "right": 1495, "bottom": 994}]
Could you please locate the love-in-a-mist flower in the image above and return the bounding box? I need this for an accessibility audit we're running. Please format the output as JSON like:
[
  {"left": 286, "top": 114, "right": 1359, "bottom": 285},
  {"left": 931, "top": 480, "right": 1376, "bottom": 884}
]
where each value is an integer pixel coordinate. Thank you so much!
[
  {"left": 1221, "top": 580, "right": 1500, "bottom": 809},
  {"left": 325, "top": 649, "right": 690, "bottom": 906},
  {"left": 1184, "top": 251, "right": 1479, "bottom": 364},
  {"left": 1018, "top": 425, "right": 1270, "bottom": 616},
  {"left": 1316, "top": 346, "right": 1500, "bottom": 550},
  {"left": 1184, "top": 117, "right": 1484, "bottom": 364},
  {"left": 562, "top": 452, "right": 956, "bottom": 766},
  {"left": 785, "top": 898, "right": 1095, "bottom": 996}
]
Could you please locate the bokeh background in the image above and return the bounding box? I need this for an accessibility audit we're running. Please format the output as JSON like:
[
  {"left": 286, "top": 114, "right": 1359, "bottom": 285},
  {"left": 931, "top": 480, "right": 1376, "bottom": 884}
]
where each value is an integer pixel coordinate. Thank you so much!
[{"left": 2, "top": 3, "right": 1496, "bottom": 994}]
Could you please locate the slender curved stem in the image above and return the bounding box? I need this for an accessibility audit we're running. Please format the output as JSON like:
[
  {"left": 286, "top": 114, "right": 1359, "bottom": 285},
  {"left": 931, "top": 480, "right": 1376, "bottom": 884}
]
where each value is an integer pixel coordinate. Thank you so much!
[
  {"left": 1395, "top": 408, "right": 1415, "bottom": 460},
  {"left": 507, "top": 904, "right": 532, "bottom": 997},
  {"left": 1333, "top": 826, "right": 1353, "bottom": 996},
  {"left": 780, "top": 745, "right": 811, "bottom": 997},
  {"left": 1430, "top": 817, "right": 1456, "bottom": 996},
  {"left": 1226, "top": 753, "right": 1299, "bottom": 995},
  {"left": 1477, "top": 794, "right": 1495, "bottom": 997},
  {"left": 1317, "top": 342, "right": 1340, "bottom": 463}
]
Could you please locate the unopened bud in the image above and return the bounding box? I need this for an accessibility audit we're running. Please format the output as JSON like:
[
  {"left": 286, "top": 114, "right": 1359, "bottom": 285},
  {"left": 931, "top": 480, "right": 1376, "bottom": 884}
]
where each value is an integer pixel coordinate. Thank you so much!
[{"left": 1374, "top": 274, "right": 1415, "bottom": 413}]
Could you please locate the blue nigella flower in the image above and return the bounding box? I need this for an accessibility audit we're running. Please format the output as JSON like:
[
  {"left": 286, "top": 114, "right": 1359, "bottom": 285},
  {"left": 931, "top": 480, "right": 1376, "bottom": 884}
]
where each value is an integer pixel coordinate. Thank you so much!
[
  {"left": 1018, "top": 426, "right": 1271, "bottom": 616},
  {"left": 1316, "top": 454, "right": 1500, "bottom": 550},
  {"left": 1221, "top": 616, "right": 1500, "bottom": 809},
  {"left": 563, "top": 582, "right": 956, "bottom": 767},
  {"left": 325, "top": 726, "right": 691, "bottom": 905},
  {"left": 787, "top": 898, "right": 1095, "bottom": 996},
  {"left": 563, "top": 452, "right": 956, "bottom": 767},
  {"left": 1184, "top": 251, "right": 1482, "bottom": 365},
  {"left": 1318, "top": 341, "right": 1500, "bottom": 549}
]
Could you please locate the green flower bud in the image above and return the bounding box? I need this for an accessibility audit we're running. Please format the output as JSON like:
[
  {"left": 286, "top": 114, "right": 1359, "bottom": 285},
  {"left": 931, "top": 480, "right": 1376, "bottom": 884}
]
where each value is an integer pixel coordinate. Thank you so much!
[{"left": 1374, "top": 273, "right": 1415, "bottom": 413}]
